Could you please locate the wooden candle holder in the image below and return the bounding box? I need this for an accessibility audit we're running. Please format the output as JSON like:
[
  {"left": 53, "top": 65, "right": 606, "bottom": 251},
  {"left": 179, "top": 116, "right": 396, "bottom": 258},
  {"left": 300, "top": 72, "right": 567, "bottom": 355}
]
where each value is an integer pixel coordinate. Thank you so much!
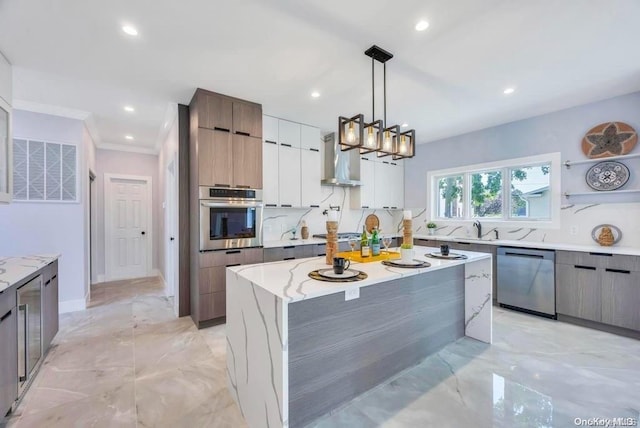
[
  {"left": 326, "top": 221, "right": 339, "bottom": 265},
  {"left": 402, "top": 219, "right": 413, "bottom": 247}
]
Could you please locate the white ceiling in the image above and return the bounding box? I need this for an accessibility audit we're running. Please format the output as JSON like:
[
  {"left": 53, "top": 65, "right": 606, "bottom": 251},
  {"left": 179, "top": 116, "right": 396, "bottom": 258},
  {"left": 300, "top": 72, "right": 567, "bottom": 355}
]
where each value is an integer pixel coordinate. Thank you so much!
[{"left": 1, "top": 0, "right": 640, "bottom": 152}]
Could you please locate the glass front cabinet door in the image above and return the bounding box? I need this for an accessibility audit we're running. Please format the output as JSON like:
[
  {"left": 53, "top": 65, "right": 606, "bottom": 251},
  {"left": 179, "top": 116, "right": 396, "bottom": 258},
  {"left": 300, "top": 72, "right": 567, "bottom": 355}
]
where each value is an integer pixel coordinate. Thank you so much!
[{"left": 0, "top": 97, "right": 11, "bottom": 203}]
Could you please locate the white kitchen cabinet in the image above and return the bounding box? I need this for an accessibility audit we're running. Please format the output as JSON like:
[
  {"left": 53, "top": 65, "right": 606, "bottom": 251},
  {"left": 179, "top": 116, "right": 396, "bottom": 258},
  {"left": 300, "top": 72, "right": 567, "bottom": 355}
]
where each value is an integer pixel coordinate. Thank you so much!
[
  {"left": 389, "top": 161, "right": 404, "bottom": 209},
  {"left": 374, "top": 161, "right": 393, "bottom": 209},
  {"left": 278, "top": 144, "right": 301, "bottom": 207},
  {"left": 263, "top": 115, "right": 279, "bottom": 144},
  {"left": 300, "top": 149, "right": 322, "bottom": 207},
  {"left": 300, "top": 124, "right": 320, "bottom": 151},
  {"left": 262, "top": 142, "right": 279, "bottom": 207},
  {"left": 350, "top": 156, "right": 376, "bottom": 209},
  {"left": 278, "top": 120, "right": 301, "bottom": 148}
]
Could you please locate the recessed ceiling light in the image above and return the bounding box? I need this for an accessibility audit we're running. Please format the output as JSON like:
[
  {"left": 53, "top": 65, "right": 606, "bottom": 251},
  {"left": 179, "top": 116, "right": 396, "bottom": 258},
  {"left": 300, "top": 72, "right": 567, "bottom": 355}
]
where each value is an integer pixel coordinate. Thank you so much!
[
  {"left": 122, "top": 25, "right": 138, "bottom": 36},
  {"left": 415, "top": 20, "right": 430, "bottom": 31},
  {"left": 125, "top": 135, "right": 134, "bottom": 140},
  {"left": 401, "top": 123, "right": 409, "bottom": 128},
  {"left": 311, "top": 91, "right": 321, "bottom": 98},
  {"left": 503, "top": 87, "right": 516, "bottom": 95},
  {"left": 124, "top": 106, "right": 135, "bottom": 112}
]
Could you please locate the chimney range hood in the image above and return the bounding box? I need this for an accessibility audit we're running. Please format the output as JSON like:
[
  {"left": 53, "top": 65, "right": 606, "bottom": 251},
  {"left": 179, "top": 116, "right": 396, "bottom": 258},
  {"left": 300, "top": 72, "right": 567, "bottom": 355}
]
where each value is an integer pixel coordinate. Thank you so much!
[{"left": 321, "top": 133, "right": 362, "bottom": 187}]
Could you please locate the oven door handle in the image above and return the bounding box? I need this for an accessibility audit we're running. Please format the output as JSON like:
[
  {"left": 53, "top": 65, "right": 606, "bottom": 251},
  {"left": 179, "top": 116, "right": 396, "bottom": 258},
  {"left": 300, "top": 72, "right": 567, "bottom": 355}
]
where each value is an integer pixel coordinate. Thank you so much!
[{"left": 200, "top": 201, "right": 263, "bottom": 209}]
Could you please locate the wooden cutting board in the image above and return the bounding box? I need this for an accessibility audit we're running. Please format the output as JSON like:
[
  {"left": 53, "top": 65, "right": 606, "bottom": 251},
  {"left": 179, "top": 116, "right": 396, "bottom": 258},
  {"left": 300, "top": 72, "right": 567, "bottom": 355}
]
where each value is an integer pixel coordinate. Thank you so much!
[{"left": 365, "top": 214, "right": 380, "bottom": 233}]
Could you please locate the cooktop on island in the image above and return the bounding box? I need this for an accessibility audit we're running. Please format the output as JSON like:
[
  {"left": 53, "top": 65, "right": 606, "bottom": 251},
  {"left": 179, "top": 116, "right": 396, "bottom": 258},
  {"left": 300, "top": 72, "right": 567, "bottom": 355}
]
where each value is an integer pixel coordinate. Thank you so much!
[{"left": 313, "top": 232, "right": 360, "bottom": 239}]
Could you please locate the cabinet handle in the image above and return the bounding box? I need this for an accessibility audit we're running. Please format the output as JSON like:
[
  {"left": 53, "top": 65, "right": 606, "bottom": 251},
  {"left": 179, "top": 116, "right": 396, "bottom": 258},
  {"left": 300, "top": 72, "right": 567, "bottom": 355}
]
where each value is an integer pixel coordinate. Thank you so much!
[
  {"left": 52, "top": 275, "right": 57, "bottom": 280},
  {"left": 281, "top": 204, "right": 292, "bottom": 208},
  {"left": 391, "top": 162, "right": 397, "bottom": 166},
  {"left": 283, "top": 257, "right": 296, "bottom": 260},
  {"left": 0, "top": 310, "right": 11, "bottom": 323},
  {"left": 317, "top": 253, "right": 326, "bottom": 257},
  {"left": 265, "top": 204, "right": 277, "bottom": 207},
  {"left": 589, "top": 252, "right": 613, "bottom": 257},
  {"left": 309, "top": 148, "right": 319, "bottom": 152},
  {"left": 214, "top": 127, "right": 230, "bottom": 133},
  {"left": 383, "top": 206, "right": 390, "bottom": 209},
  {"left": 283, "top": 246, "right": 295, "bottom": 249},
  {"left": 575, "top": 265, "right": 597, "bottom": 270},
  {"left": 383, "top": 161, "right": 390, "bottom": 164},
  {"left": 504, "top": 251, "right": 542, "bottom": 258},
  {"left": 361, "top": 157, "right": 369, "bottom": 161},
  {"left": 606, "top": 268, "right": 631, "bottom": 274},
  {"left": 214, "top": 184, "right": 231, "bottom": 188},
  {"left": 226, "top": 250, "right": 242, "bottom": 254},
  {"left": 226, "top": 263, "right": 242, "bottom": 268},
  {"left": 265, "top": 140, "right": 277, "bottom": 145},
  {"left": 310, "top": 205, "right": 319, "bottom": 208},
  {"left": 362, "top": 206, "right": 369, "bottom": 209},
  {"left": 391, "top": 206, "right": 398, "bottom": 209},
  {"left": 236, "top": 185, "right": 250, "bottom": 189},
  {"left": 235, "top": 131, "right": 251, "bottom": 136},
  {"left": 45, "top": 279, "right": 51, "bottom": 286},
  {"left": 281, "top": 143, "right": 292, "bottom": 147},
  {"left": 456, "top": 242, "right": 472, "bottom": 246}
]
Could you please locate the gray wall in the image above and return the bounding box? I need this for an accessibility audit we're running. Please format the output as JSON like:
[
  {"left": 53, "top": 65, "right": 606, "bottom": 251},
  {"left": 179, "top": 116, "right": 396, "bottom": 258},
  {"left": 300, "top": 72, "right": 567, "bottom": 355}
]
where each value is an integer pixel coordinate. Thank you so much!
[
  {"left": 0, "top": 110, "right": 89, "bottom": 308},
  {"left": 405, "top": 92, "right": 640, "bottom": 208}
]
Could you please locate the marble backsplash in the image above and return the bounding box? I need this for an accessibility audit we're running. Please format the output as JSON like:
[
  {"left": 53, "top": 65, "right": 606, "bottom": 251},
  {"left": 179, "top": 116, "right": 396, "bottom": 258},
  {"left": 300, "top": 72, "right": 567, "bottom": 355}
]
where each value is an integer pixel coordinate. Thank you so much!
[
  {"left": 406, "top": 202, "right": 640, "bottom": 248},
  {"left": 263, "top": 186, "right": 403, "bottom": 241}
]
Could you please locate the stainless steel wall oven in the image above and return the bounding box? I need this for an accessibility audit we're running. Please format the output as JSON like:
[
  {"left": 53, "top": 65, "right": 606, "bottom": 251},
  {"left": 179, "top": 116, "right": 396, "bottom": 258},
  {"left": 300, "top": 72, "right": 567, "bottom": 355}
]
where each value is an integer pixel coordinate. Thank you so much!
[{"left": 199, "top": 187, "right": 263, "bottom": 251}]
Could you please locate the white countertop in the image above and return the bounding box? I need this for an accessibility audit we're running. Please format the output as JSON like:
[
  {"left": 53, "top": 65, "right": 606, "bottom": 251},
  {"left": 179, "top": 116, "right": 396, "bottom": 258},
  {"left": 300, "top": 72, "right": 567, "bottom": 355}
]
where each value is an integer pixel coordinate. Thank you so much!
[
  {"left": 0, "top": 255, "right": 60, "bottom": 293},
  {"left": 228, "top": 246, "right": 490, "bottom": 303},
  {"left": 413, "top": 234, "right": 640, "bottom": 257},
  {"left": 263, "top": 234, "right": 403, "bottom": 249}
]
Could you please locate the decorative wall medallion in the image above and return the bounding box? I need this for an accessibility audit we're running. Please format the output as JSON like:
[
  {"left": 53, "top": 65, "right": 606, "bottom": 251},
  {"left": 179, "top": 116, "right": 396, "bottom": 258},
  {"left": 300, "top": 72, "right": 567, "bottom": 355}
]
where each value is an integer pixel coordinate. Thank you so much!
[
  {"left": 585, "top": 161, "right": 629, "bottom": 191},
  {"left": 365, "top": 214, "right": 380, "bottom": 233},
  {"left": 581, "top": 122, "right": 637, "bottom": 158}
]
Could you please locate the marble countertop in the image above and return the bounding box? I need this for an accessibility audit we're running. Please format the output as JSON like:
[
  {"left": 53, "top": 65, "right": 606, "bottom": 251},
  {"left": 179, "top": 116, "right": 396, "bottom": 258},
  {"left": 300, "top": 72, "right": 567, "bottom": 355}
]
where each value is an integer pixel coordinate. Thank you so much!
[
  {"left": 228, "top": 245, "right": 490, "bottom": 303},
  {"left": 0, "top": 255, "right": 60, "bottom": 293},
  {"left": 413, "top": 234, "right": 640, "bottom": 256}
]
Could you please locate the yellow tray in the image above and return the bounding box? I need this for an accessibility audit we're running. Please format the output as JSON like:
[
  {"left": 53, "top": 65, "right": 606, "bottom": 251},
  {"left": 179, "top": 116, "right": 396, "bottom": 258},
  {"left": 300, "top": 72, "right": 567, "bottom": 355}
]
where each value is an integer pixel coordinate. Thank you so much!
[{"left": 336, "top": 250, "right": 400, "bottom": 263}]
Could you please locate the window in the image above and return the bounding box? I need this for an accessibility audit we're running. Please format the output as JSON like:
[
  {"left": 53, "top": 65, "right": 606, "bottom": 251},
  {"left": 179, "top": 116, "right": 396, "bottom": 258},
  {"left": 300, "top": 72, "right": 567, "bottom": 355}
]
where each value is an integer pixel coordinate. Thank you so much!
[
  {"left": 428, "top": 153, "right": 560, "bottom": 226},
  {"left": 13, "top": 139, "right": 78, "bottom": 202}
]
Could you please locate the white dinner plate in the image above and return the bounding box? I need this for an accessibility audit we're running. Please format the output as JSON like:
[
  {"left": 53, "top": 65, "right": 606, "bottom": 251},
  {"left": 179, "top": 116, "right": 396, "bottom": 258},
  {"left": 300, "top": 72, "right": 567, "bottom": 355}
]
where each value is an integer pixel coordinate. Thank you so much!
[
  {"left": 317, "top": 268, "right": 360, "bottom": 279},
  {"left": 389, "top": 259, "right": 423, "bottom": 266}
]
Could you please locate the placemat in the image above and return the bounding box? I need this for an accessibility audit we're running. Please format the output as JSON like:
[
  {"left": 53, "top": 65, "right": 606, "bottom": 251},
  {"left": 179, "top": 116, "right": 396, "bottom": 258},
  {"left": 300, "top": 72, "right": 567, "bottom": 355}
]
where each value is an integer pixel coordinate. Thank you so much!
[
  {"left": 308, "top": 270, "right": 368, "bottom": 282},
  {"left": 424, "top": 253, "right": 468, "bottom": 260},
  {"left": 382, "top": 260, "right": 431, "bottom": 269}
]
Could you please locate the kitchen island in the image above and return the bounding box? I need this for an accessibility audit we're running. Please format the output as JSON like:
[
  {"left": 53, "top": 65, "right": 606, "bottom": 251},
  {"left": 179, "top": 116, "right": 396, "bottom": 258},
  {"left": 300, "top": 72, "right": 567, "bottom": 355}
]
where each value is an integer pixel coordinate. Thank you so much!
[{"left": 226, "top": 246, "right": 492, "bottom": 428}]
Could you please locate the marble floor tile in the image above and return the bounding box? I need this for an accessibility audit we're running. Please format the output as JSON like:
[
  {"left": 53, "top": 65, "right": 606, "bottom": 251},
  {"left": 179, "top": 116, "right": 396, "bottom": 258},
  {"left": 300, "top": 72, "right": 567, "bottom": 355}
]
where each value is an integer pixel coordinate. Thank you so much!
[{"left": 5, "top": 277, "right": 639, "bottom": 428}]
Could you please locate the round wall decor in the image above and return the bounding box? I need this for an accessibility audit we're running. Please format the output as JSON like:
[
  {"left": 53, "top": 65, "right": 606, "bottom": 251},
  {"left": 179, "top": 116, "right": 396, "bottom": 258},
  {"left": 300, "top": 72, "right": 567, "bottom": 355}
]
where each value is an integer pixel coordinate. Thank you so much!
[
  {"left": 581, "top": 122, "right": 637, "bottom": 159},
  {"left": 585, "top": 161, "right": 630, "bottom": 191}
]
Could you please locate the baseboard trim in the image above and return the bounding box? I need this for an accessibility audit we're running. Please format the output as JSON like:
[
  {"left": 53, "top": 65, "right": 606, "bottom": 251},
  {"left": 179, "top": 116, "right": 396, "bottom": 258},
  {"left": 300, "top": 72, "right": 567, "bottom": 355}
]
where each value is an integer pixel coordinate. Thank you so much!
[{"left": 59, "top": 298, "right": 87, "bottom": 314}]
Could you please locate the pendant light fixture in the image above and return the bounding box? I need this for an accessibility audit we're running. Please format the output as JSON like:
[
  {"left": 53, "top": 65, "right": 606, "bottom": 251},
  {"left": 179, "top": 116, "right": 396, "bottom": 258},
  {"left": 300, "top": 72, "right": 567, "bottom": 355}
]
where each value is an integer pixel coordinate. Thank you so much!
[{"left": 338, "top": 45, "right": 415, "bottom": 159}]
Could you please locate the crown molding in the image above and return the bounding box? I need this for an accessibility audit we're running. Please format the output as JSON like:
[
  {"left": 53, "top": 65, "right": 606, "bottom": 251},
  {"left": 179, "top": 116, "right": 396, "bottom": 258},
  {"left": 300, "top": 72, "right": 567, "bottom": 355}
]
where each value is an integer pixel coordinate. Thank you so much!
[
  {"left": 95, "top": 142, "right": 159, "bottom": 155},
  {"left": 12, "top": 99, "right": 91, "bottom": 120}
]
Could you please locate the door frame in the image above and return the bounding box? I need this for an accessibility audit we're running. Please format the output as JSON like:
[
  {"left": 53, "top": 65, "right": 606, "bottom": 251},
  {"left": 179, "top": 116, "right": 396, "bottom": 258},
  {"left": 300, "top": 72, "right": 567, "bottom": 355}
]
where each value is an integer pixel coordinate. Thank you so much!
[{"left": 104, "top": 173, "right": 153, "bottom": 281}]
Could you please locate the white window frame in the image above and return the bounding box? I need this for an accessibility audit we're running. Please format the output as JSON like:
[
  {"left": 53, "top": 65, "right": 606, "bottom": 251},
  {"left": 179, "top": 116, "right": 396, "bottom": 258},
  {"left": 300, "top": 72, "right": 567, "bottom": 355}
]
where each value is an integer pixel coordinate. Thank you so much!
[{"left": 427, "top": 153, "right": 561, "bottom": 229}]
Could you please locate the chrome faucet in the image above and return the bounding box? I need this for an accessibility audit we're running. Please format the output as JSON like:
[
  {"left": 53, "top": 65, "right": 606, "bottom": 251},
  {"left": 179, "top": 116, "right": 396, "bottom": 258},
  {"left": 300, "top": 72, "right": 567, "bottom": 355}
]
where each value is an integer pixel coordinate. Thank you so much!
[{"left": 472, "top": 220, "right": 482, "bottom": 239}]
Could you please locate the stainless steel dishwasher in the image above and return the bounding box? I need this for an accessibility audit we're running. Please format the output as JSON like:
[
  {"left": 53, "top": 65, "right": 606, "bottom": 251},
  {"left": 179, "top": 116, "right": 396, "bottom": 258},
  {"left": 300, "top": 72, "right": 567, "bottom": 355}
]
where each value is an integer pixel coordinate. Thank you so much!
[{"left": 497, "top": 247, "right": 556, "bottom": 318}]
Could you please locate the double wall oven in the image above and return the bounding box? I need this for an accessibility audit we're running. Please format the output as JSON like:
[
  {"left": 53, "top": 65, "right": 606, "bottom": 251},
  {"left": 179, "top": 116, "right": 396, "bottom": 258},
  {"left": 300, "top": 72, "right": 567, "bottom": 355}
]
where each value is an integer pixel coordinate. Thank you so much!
[{"left": 199, "top": 187, "right": 263, "bottom": 251}]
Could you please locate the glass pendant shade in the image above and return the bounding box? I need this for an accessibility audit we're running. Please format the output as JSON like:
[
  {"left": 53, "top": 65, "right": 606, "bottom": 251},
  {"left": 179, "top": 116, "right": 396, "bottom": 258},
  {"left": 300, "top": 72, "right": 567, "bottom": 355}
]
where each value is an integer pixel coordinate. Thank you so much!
[
  {"left": 377, "top": 125, "right": 400, "bottom": 157},
  {"left": 338, "top": 114, "right": 365, "bottom": 151},
  {"left": 359, "top": 120, "right": 383, "bottom": 154},
  {"left": 393, "top": 129, "right": 415, "bottom": 159}
]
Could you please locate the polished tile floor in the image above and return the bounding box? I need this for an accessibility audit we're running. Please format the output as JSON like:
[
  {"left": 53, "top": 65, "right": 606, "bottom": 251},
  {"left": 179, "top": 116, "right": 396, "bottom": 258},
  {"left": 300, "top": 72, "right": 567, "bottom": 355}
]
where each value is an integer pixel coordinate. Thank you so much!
[{"left": 5, "top": 277, "right": 640, "bottom": 428}]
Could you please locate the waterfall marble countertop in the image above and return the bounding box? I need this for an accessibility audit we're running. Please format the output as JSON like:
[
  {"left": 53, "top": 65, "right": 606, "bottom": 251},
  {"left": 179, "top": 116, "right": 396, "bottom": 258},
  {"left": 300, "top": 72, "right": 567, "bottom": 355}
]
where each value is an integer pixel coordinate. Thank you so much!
[
  {"left": 413, "top": 234, "right": 640, "bottom": 256},
  {"left": 228, "top": 246, "right": 490, "bottom": 302},
  {"left": 0, "top": 254, "right": 60, "bottom": 292}
]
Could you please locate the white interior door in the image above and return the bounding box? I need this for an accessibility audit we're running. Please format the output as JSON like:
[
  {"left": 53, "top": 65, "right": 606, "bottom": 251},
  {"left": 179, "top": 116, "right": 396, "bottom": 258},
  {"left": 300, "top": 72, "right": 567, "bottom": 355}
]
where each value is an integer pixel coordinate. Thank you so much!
[
  {"left": 165, "top": 157, "right": 179, "bottom": 311},
  {"left": 106, "top": 175, "right": 152, "bottom": 281}
]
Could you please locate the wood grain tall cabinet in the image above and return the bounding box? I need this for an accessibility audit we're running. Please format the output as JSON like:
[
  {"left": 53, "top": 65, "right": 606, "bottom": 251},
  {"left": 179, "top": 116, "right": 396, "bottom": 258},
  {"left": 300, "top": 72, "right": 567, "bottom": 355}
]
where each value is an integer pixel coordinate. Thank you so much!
[{"left": 189, "top": 89, "right": 264, "bottom": 328}]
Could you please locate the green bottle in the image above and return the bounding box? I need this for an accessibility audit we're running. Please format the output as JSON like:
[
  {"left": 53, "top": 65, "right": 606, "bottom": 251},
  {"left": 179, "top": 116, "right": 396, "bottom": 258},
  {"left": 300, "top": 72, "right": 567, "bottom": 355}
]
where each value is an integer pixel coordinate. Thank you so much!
[
  {"left": 371, "top": 228, "right": 380, "bottom": 256},
  {"left": 360, "top": 226, "right": 370, "bottom": 258}
]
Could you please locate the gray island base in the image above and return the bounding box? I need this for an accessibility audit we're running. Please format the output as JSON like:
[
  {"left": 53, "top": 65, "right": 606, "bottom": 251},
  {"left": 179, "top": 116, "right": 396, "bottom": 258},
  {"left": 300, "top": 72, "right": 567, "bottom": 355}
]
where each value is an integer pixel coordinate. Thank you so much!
[{"left": 226, "top": 246, "right": 492, "bottom": 428}]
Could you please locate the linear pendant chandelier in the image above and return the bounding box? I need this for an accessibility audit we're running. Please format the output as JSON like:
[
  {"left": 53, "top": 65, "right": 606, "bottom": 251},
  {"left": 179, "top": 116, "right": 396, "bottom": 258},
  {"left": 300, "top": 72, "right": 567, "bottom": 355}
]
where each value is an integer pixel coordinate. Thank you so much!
[{"left": 338, "top": 45, "right": 415, "bottom": 159}]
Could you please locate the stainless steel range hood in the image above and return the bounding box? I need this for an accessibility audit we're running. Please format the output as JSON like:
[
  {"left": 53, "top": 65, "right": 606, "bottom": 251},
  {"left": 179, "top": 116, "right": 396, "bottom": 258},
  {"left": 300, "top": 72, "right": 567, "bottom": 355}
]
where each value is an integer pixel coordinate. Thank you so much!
[{"left": 321, "top": 133, "right": 362, "bottom": 187}]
